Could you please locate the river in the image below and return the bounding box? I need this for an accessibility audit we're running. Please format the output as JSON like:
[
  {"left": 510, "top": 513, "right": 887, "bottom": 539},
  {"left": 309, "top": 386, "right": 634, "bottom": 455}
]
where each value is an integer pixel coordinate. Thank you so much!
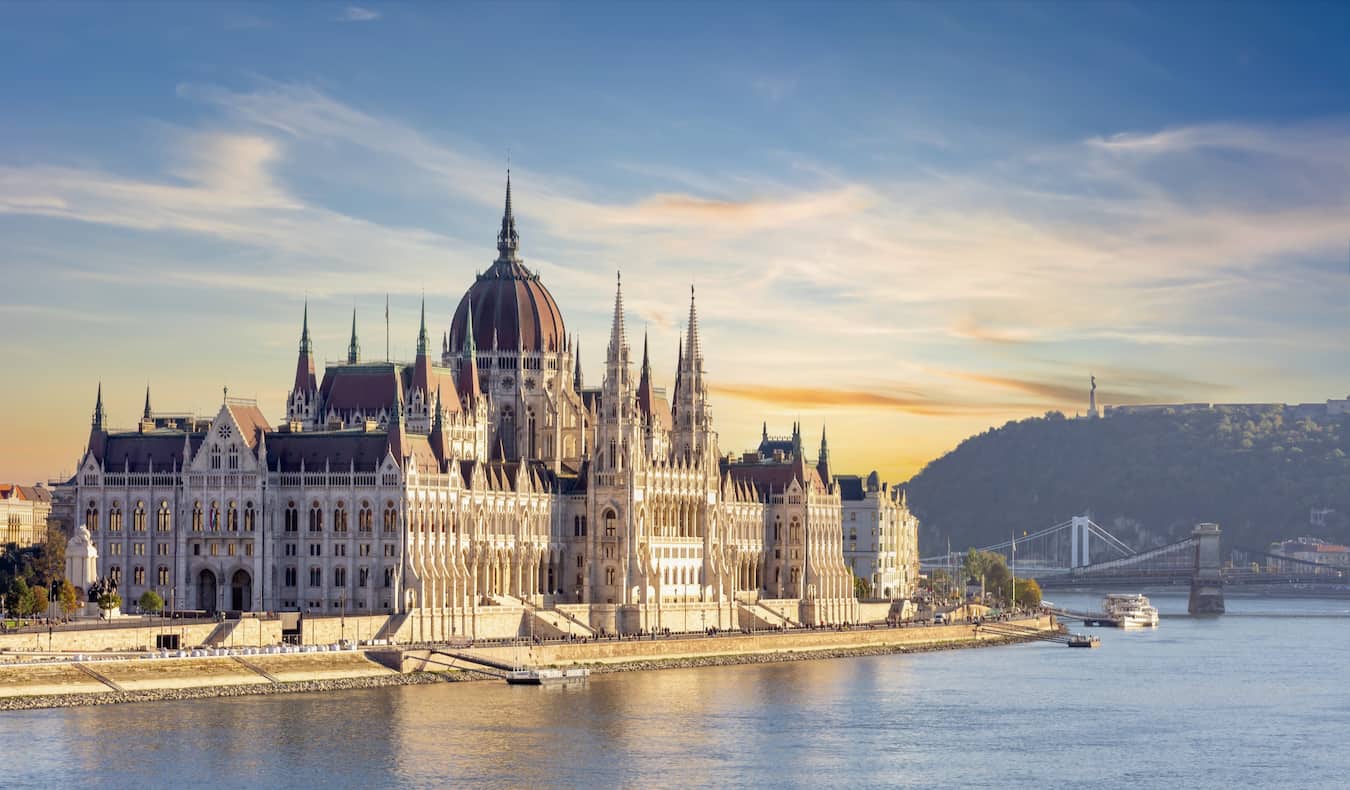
[{"left": 6, "top": 592, "right": 1348, "bottom": 788}]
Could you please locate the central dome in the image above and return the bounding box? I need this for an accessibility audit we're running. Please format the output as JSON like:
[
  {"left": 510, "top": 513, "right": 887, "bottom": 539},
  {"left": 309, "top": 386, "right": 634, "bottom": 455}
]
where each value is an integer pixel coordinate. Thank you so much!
[
  {"left": 449, "top": 259, "right": 566, "bottom": 353},
  {"left": 448, "top": 175, "right": 566, "bottom": 354}
]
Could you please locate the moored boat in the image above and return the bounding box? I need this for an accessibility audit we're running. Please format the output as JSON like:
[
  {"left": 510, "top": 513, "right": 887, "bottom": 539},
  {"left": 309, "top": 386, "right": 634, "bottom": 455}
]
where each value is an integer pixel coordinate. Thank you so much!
[
  {"left": 505, "top": 667, "right": 592, "bottom": 685},
  {"left": 1067, "top": 633, "right": 1101, "bottom": 648},
  {"left": 1103, "top": 593, "right": 1160, "bottom": 628}
]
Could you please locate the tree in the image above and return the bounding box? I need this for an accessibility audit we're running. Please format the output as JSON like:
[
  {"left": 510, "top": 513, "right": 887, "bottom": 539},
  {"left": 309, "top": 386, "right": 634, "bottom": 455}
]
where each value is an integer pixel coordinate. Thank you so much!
[
  {"left": 39, "top": 526, "right": 66, "bottom": 587},
  {"left": 97, "top": 591, "right": 122, "bottom": 618},
  {"left": 28, "top": 585, "right": 48, "bottom": 618},
  {"left": 57, "top": 580, "right": 79, "bottom": 619},
  {"left": 6, "top": 577, "right": 30, "bottom": 619},
  {"left": 1015, "top": 577, "right": 1042, "bottom": 609},
  {"left": 853, "top": 574, "right": 870, "bottom": 599},
  {"left": 138, "top": 590, "right": 164, "bottom": 614}
]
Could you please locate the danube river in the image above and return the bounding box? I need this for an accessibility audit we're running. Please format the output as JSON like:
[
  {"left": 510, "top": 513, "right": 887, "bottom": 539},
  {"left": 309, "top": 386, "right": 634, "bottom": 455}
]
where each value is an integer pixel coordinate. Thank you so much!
[{"left": 7, "top": 592, "right": 1349, "bottom": 788}]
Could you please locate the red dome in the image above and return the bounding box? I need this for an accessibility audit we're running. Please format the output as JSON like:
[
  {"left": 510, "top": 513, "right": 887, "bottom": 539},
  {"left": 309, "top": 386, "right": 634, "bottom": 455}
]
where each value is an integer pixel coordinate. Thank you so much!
[{"left": 449, "top": 259, "right": 566, "bottom": 354}]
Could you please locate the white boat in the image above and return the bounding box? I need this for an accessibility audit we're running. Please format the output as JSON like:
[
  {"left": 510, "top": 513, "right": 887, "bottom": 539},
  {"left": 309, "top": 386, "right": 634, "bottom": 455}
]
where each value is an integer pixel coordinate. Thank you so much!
[
  {"left": 505, "top": 667, "right": 592, "bottom": 685},
  {"left": 1103, "top": 593, "right": 1160, "bottom": 628}
]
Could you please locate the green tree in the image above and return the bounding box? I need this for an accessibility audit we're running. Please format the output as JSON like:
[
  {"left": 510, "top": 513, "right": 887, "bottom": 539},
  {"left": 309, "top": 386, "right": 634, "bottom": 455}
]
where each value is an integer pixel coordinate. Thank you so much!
[
  {"left": 6, "top": 577, "right": 30, "bottom": 618},
  {"left": 138, "top": 590, "right": 164, "bottom": 614},
  {"left": 57, "top": 580, "right": 79, "bottom": 619},
  {"left": 853, "top": 574, "right": 870, "bottom": 599},
  {"left": 97, "top": 591, "right": 122, "bottom": 618}
]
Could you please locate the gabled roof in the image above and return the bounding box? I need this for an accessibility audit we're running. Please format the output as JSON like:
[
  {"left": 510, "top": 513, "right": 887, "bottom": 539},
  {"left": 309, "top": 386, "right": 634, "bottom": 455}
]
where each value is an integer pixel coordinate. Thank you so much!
[
  {"left": 319, "top": 362, "right": 461, "bottom": 415},
  {"left": 835, "top": 475, "right": 866, "bottom": 501},
  {"left": 96, "top": 432, "right": 205, "bottom": 472},
  {"left": 226, "top": 402, "right": 272, "bottom": 448},
  {"left": 266, "top": 432, "right": 394, "bottom": 473}
]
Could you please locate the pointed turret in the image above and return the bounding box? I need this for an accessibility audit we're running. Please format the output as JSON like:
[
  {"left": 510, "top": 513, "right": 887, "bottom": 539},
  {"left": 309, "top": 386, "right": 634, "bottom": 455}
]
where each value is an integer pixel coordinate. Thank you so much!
[
  {"left": 458, "top": 298, "right": 481, "bottom": 408},
  {"left": 573, "top": 340, "right": 583, "bottom": 393},
  {"left": 87, "top": 382, "right": 108, "bottom": 459},
  {"left": 496, "top": 170, "right": 520, "bottom": 262},
  {"left": 347, "top": 308, "right": 360, "bottom": 364},
  {"left": 816, "top": 424, "right": 832, "bottom": 483},
  {"left": 292, "top": 300, "right": 318, "bottom": 398},
  {"left": 636, "top": 329, "right": 654, "bottom": 421},
  {"left": 412, "top": 295, "right": 433, "bottom": 398},
  {"left": 142, "top": 386, "right": 152, "bottom": 420},
  {"left": 91, "top": 382, "right": 106, "bottom": 430}
]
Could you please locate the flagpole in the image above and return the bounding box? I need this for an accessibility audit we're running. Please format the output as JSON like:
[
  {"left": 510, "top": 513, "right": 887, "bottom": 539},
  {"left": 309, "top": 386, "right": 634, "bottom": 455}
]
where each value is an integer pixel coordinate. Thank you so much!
[{"left": 385, "top": 294, "right": 390, "bottom": 362}]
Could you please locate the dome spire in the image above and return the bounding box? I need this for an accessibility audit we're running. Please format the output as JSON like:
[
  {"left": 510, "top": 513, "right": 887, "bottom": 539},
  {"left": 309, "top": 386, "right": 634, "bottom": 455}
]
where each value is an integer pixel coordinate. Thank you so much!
[
  {"left": 496, "top": 169, "right": 520, "bottom": 261},
  {"left": 347, "top": 308, "right": 360, "bottom": 364}
]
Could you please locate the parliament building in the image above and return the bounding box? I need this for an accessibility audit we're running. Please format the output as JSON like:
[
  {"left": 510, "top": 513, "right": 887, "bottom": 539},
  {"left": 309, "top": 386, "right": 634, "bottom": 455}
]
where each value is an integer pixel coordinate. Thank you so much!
[{"left": 71, "top": 178, "right": 892, "bottom": 638}]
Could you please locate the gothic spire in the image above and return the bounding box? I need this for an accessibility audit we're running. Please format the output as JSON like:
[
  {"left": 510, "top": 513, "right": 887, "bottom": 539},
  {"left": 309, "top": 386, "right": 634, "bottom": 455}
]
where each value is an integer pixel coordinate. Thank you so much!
[
  {"left": 299, "top": 299, "right": 313, "bottom": 354},
  {"left": 461, "top": 297, "right": 477, "bottom": 359},
  {"left": 496, "top": 169, "right": 520, "bottom": 261},
  {"left": 684, "top": 285, "right": 702, "bottom": 368},
  {"left": 293, "top": 302, "right": 318, "bottom": 398},
  {"left": 636, "top": 329, "right": 654, "bottom": 419},
  {"left": 607, "top": 271, "right": 627, "bottom": 362},
  {"left": 573, "top": 340, "right": 583, "bottom": 392},
  {"left": 143, "top": 385, "right": 152, "bottom": 420},
  {"left": 92, "top": 382, "right": 106, "bottom": 429},
  {"left": 416, "top": 295, "right": 429, "bottom": 357},
  {"left": 347, "top": 308, "right": 360, "bottom": 364}
]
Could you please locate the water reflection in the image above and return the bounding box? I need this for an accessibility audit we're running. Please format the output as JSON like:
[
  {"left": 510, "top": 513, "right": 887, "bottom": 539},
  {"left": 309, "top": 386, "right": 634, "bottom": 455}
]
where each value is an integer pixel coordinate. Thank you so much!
[{"left": 11, "top": 598, "right": 1350, "bottom": 789}]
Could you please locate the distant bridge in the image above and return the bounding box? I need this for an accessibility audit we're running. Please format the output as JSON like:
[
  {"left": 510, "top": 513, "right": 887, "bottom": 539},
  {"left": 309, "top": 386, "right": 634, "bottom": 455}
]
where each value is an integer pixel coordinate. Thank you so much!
[{"left": 921, "top": 517, "right": 1348, "bottom": 615}]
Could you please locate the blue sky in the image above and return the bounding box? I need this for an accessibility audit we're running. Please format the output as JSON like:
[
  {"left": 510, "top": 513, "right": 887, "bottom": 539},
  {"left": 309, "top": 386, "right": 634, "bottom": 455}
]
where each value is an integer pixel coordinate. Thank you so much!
[{"left": 4, "top": 2, "right": 1350, "bottom": 484}]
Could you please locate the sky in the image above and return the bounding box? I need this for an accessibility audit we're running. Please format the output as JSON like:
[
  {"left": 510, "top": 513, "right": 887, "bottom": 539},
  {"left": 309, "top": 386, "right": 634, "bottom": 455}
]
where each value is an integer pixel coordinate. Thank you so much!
[{"left": 3, "top": 1, "right": 1350, "bottom": 486}]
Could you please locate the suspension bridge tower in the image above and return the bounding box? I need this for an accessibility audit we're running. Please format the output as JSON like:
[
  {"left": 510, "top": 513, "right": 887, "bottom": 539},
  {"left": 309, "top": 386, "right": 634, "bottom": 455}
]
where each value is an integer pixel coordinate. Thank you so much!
[{"left": 1189, "top": 522, "right": 1225, "bottom": 615}]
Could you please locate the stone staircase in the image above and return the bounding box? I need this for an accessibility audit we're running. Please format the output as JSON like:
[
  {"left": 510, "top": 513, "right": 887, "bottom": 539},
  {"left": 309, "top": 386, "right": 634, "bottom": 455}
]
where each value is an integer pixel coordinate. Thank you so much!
[
  {"left": 737, "top": 602, "right": 796, "bottom": 630},
  {"left": 529, "top": 608, "right": 595, "bottom": 638}
]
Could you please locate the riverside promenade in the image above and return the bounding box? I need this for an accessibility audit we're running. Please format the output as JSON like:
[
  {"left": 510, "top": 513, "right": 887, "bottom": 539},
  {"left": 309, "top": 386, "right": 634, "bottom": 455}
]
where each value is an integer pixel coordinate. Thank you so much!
[{"left": 0, "top": 615, "right": 1056, "bottom": 710}]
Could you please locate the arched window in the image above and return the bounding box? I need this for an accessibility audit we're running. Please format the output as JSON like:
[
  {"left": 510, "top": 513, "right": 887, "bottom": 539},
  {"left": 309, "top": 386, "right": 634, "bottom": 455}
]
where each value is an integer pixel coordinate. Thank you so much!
[
  {"left": 309, "top": 502, "right": 323, "bottom": 532},
  {"left": 192, "top": 502, "right": 203, "bottom": 532},
  {"left": 605, "top": 567, "right": 615, "bottom": 586},
  {"left": 244, "top": 502, "right": 256, "bottom": 532},
  {"left": 133, "top": 566, "right": 145, "bottom": 586},
  {"left": 227, "top": 501, "right": 239, "bottom": 531},
  {"left": 109, "top": 502, "right": 123, "bottom": 532},
  {"left": 609, "top": 440, "right": 617, "bottom": 470},
  {"left": 604, "top": 509, "right": 617, "bottom": 537},
  {"left": 358, "top": 503, "right": 373, "bottom": 533},
  {"left": 227, "top": 445, "right": 239, "bottom": 470},
  {"left": 334, "top": 502, "right": 348, "bottom": 533},
  {"left": 576, "top": 554, "right": 584, "bottom": 569},
  {"left": 334, "top": 566, "right": 347, "bottom": 587},
  {"left": 383, "top": 502, "right": 397, "bottom": 533},
  {"left": 132, "top": 502, "right": 146, "bottom": 532},
  {"left": 210, "top": 446, "right": 222, "bottom": 470},
  {"left": 284, "top": 502, "right": 298, "bottom": 533},
  {"left": 85, "top": 502, "right": 99, "bottom": 532},
  {"left": 157, "top": 501, "right": 171, "bottom": 532},
  {"left": 573, "top": 516, "right": 581, "bottom": 537}
]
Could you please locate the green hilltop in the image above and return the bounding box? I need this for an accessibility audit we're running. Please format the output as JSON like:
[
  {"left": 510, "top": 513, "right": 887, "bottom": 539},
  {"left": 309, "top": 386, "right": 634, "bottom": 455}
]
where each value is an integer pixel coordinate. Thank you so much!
[{"left": 904, "top": 407, "right": 1350, "bottom": 556}]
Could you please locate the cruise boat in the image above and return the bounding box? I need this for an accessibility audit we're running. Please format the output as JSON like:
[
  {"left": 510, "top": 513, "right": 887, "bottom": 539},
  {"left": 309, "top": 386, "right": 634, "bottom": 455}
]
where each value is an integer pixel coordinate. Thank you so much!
[{"left": 1103, "top": 593, "right": 1160, "bottom": 628}]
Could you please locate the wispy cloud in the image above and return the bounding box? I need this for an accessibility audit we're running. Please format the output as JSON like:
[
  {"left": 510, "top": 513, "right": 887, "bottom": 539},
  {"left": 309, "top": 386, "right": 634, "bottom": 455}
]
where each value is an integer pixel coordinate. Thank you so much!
[{"left": 337, "top": 6, "right": 380, "bottom": 23}]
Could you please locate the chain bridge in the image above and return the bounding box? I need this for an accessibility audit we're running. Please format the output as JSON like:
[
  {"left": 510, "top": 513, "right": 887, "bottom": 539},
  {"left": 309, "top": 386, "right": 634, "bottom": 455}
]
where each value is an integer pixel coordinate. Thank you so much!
[{"left": 921, "top": 517, "right": 1348, "bottom": 615}]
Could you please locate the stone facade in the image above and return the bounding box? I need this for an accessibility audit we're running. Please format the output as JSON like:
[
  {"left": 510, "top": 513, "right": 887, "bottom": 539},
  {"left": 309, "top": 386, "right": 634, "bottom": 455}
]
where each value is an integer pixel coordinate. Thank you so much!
[
  {"left": 0, "top": 483, "right": 51, "bottom": 548},
  {"left": 69, "top": 179, "right": 859, "bottom": 634},
  {"left": 838, "top": 471, "right": 920, "bottom": 600}
]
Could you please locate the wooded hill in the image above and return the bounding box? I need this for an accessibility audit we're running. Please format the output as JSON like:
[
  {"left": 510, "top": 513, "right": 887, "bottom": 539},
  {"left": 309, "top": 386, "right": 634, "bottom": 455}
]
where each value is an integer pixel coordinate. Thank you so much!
[{"left": 903, "top": 407, "right": 1350, "bottom": 555}]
